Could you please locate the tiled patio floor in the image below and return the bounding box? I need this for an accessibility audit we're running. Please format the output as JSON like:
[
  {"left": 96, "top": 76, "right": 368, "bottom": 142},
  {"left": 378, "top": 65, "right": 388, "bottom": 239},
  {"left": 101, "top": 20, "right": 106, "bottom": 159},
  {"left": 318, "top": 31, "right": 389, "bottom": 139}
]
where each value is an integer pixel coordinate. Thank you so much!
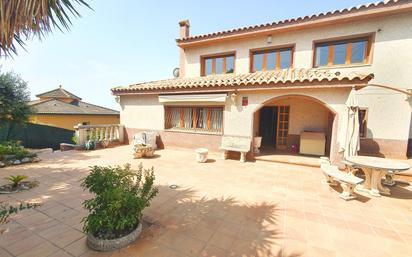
[{"left": 1, "top": 145, "right": 412, "bottom": 257}]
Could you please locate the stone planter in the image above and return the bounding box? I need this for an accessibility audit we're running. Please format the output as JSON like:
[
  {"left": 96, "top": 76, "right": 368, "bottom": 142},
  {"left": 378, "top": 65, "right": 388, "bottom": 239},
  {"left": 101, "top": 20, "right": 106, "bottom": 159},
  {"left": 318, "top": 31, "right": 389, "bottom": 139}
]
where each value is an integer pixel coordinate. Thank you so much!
[
  {"left": 60, "top": 143, "right": 76, "bottom": 151},
  {"left": 195, "top": 148, "right": 208, "bottom": 163},
  {"left": 133, "top": 144, "right": 154, "bottom": 159},
  {"left": 87, "top": 223, "right": 142, "bottom": 251}
]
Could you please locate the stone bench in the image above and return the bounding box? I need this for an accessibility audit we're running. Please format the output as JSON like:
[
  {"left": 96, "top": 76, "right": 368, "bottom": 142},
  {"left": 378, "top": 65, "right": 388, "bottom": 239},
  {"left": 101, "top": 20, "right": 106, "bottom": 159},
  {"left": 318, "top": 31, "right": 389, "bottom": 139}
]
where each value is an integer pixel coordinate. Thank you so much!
[
  {"left": 220, "top": 136, "right": 251, "bottom": 162},
  {"left": 320, "top": 158, "right": 364, "bottom": 200}
]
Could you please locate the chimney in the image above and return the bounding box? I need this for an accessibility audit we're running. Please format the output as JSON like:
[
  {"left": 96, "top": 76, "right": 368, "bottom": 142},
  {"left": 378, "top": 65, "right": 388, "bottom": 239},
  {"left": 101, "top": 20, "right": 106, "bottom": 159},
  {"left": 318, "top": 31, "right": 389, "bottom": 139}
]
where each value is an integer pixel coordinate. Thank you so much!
[
  {"left": 179, "top": 20, "right": 190, "bottom": 39},
  {"left": 178, "top": 20, "right": 190, "bottom": 78}
]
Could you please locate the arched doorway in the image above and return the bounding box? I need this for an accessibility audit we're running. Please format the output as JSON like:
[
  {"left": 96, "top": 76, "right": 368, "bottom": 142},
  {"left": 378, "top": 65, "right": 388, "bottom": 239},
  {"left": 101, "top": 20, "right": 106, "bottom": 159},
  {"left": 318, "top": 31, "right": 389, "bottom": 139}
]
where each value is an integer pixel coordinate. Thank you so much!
[{"left": 252, "top": 94, "right": 338, "bottom": 164}]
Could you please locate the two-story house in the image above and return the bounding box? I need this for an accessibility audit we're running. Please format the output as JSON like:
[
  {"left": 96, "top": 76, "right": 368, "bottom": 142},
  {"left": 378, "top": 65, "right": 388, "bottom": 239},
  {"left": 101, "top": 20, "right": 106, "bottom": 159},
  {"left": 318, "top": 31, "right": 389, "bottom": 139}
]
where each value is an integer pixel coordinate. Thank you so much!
[{"left": 112, "top": 0, "right": 412, "bottom": 165}]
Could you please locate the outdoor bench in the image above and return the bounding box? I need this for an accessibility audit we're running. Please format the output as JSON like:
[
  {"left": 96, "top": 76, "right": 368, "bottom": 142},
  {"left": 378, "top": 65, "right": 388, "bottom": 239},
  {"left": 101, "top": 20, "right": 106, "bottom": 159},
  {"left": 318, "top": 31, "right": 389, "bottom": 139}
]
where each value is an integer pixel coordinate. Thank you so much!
[
  {"left": 320, "top": 157, "right": 364, "bottom": 200},
  {"left": 220, "top": 136, "right": 251, "bottom": 162}
]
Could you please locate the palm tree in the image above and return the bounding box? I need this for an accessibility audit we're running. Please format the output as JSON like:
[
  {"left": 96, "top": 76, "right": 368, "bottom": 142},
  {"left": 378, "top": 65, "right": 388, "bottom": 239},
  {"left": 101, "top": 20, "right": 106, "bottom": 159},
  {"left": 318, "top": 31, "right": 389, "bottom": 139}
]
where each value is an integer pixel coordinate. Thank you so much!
[{"left": 0, "top": 0, "right": 91, "bottom": 56}]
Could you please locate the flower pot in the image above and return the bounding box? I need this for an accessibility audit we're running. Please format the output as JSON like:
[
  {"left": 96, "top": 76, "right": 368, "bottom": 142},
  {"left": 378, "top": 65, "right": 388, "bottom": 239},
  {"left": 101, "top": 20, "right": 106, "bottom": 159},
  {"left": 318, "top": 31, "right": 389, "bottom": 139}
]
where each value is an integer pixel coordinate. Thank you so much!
[
  {"left": 195, "top": 148, "right": 208, "bottom": 163},
  {"left": 133, "top": 144, "right": 154, "bottom": 159},
  {"left": 86, "top": 223, "right": 142, "bottom": 251}
]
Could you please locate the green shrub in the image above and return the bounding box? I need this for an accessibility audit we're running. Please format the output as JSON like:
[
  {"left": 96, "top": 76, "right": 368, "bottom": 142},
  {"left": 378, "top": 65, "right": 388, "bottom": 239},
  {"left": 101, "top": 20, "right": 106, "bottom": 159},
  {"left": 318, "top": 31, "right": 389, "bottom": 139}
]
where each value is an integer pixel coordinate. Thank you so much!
[
  {"left": 0, "top": 141, "right": 34, "bottom": 160},
  {"left": 5, "top": 175, "right": 28, "bottom": 189},
  {"left": 1, "top": 202, "right": 39, "bottom": 234},
  {"left": 81, "top": 164, "right": 158, "bottom": 239},
  {"left": 71, "top": 133, "right": 77, "bottom": 144}
]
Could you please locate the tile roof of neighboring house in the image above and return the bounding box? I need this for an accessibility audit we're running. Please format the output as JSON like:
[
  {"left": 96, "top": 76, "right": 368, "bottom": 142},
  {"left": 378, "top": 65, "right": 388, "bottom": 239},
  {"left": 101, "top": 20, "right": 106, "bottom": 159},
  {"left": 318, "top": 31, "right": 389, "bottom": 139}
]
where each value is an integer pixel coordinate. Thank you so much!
[
  {"left": 28, "top": 99, "right": 119, "bottom": 115},
  {"left": 112, "top": 68, "right": 374, "bottom": 94},
  {"left": 35, "top": 86, "right": 82, "bottom": 100},
  {"left": 176, "top": 0, "right": 411, "bottom": 45}
]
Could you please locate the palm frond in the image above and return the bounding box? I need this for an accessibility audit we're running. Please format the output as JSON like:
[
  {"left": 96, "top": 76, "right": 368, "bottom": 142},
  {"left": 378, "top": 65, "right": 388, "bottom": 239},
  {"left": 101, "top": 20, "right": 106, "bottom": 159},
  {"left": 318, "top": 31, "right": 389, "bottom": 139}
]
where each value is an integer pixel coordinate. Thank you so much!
[{"left": 0, "top": 0, "right": 91, "bottom": 57}]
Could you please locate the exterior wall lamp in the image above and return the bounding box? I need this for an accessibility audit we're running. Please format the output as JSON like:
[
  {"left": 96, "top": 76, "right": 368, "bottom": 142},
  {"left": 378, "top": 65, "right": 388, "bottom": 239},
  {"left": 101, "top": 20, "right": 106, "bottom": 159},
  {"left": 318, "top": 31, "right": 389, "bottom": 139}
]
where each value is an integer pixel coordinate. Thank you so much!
[
  {"left": 267, "top": 35, "right": 272, "bottom": 44},
  {"left": 230, "top": 92, "right": 237, "bottom": 103}
]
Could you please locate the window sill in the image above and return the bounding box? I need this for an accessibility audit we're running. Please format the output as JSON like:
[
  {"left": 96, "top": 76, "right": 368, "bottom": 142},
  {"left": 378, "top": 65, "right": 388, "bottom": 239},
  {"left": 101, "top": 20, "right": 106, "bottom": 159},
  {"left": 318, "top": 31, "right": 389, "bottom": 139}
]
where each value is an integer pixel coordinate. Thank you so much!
[
  {"left": 314, "top": 63, "right": 372, "bottom": 70},
  {"left": 164, "top": 128, "right": 223, "bottom": 136}
]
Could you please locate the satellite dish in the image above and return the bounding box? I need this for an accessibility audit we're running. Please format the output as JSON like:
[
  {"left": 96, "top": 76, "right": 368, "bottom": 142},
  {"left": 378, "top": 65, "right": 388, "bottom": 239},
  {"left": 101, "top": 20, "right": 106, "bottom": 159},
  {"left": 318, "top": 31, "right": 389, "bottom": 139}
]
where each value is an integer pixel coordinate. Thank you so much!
[{"left": 173, "top": 68, "right": 180, "bottom": 78}]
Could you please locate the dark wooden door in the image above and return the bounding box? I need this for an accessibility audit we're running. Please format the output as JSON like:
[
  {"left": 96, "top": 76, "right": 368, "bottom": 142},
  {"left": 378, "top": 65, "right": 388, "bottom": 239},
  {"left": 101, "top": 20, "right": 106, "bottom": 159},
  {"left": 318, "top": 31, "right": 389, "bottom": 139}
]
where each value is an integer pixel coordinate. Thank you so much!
[{"left": 259, "top": 107, "right": 278, "bottom": 147}]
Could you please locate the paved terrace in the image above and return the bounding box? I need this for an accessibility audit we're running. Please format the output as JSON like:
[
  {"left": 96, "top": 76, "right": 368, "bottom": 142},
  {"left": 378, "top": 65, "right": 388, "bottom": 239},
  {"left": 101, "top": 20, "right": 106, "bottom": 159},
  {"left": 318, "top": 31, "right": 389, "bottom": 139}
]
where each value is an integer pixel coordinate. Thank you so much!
[{"left": 1, "top": 145, "right": 412, "bottom": 257}]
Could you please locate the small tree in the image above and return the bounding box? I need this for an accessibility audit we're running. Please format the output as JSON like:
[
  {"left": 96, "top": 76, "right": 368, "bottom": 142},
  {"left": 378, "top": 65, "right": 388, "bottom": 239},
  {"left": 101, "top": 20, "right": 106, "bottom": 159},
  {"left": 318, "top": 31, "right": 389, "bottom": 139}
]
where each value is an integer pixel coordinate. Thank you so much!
[
  {"left": 81, "top": 164, "right": 158, "bottom": 239},
  {"left": 0, "top": 71, "right": 34, "bottom": 140}
]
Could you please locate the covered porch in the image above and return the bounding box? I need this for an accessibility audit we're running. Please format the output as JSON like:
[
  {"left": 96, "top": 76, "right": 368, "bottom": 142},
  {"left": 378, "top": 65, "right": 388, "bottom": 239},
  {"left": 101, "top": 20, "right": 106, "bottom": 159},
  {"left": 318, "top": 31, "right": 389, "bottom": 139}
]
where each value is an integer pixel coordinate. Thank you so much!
[{"left": 252, "top": 94, "right": 336, "bottom": 167}]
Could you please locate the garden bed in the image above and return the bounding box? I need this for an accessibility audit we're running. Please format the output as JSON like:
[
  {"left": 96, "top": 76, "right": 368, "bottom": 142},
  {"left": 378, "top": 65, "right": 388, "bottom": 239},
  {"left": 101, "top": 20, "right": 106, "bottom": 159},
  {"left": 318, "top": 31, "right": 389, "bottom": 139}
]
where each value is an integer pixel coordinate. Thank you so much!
[
  {"left": 0, "top": 180, "right": 39, "bottom": 194},
  {"left": 0, "top": 141, "right": 41, "bottom": 168}
]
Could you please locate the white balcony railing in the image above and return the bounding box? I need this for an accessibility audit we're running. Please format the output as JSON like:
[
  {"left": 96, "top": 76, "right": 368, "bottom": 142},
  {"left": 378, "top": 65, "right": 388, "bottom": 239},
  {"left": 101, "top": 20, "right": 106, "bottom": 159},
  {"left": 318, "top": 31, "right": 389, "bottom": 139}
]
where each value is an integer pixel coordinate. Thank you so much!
[{"left": 74, "top": 124, "right": 124, "bottom": 147}]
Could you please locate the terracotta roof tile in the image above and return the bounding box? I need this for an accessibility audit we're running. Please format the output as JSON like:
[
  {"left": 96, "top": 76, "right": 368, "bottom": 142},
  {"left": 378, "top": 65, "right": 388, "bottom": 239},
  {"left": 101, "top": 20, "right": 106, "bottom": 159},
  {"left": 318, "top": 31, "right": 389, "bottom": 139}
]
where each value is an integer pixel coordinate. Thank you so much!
[
  {"left": 177, "top": 0, "right": 409, "bottom": 44},
  {"left": 35, "top": 86, "right": 82, "bottom": 100},
  {"left": 29, "top": 99, "right": 119, "bottom": 115},
  {"left": 112, "top": 68, "right": 374, "bottom": 93}
]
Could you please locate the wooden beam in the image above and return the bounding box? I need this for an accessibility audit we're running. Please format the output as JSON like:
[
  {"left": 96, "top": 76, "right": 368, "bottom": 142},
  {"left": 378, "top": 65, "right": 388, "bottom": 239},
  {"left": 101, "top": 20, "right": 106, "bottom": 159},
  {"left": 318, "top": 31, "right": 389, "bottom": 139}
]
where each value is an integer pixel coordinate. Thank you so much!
[{"left": 360, "top": 83, "right": 412, "bottom": 97}]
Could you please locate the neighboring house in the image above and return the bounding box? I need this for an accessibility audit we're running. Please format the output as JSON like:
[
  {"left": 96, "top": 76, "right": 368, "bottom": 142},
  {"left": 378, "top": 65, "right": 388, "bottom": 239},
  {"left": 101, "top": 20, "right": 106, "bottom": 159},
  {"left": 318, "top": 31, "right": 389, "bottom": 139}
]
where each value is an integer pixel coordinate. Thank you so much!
[
  {"left": 29, "top": 86, "right": 120, "bottom": 130},
  {"left": 112, "top": 0, "right": 412, "bottom": 164}
]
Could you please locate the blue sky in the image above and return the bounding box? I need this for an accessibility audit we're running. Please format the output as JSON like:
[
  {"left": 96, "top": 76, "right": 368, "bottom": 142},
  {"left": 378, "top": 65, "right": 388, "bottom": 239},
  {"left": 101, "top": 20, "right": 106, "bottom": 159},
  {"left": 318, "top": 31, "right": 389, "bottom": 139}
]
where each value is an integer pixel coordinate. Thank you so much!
[{"left": 1, "top": 0, "right": 371, "bottom": 110}]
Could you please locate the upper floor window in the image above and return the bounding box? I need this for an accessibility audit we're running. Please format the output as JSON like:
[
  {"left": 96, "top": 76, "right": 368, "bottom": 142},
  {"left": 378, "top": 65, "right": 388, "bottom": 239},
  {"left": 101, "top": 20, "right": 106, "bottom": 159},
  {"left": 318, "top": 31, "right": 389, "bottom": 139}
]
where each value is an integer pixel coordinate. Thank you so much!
[
  {"left": 251, "top": 47, "right": 293, "bottom": 72},
  {"left": 314, "top": 36, "right": 371, "bottom": 67},
  {"left": 202, "top": 53, "right": 235, "bottom": 76}
]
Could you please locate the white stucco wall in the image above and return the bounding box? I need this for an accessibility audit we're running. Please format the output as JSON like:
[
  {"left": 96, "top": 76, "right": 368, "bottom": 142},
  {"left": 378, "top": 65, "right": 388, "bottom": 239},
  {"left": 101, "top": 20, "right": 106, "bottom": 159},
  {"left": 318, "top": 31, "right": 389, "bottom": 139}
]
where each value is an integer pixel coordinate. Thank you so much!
[
  {"left": 182, "top": 13, "right": 412, "bottom": 141},
  {"left": 120, "top": 95, "right": 164, "bottom": 130}
]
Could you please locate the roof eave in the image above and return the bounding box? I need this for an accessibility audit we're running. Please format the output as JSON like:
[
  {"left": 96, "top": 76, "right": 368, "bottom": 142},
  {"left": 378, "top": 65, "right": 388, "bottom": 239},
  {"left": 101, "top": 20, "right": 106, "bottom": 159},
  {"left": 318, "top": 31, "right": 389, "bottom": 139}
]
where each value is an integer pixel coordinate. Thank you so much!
[
  {"left": 33, "top": 113, "right": 119, "bottom": 116},
  {"left": 176, "top": 1, "right": 412, "bottom": 48},
  {"left": 112, "top": 78, "right": 372, "bottom": 96}
]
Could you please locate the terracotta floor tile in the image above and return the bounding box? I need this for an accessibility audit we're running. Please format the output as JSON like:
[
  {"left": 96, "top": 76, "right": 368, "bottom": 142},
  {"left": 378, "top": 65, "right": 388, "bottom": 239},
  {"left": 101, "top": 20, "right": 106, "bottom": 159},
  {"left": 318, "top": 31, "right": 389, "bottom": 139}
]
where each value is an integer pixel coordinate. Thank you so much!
[
  {"left": 208, "top": 232, "right": 236, "bottom": 251},
  {"left": 0, "top": 226, "right": 33, "bottom": 246},
  {"left": 307, "top": 245, "right": 336, "bottom": 257},
  {"left": 347, "top": 220, "right": 376, "bottom": 235},
  {"left": 198, "top": 216, "right": 223, "bottom": 231},
  {"left": 186, "top": 225, "right": 215, "bottom": 242},
  {"left": 156, "top": 230, "right": 184, "bottom": 248},
  {"left": 38, "top": 223, "right": 71, "bottom": 238},
  {"left": 15, "top": 211, "right": 50, "bottom": 226},
  {"left": 200, "top": 244, "right": 230, "bottom": 257},
  {"left": 282, "top": 239, "right": 307, "bottom": 257},
  {"left": 47, "top": 250, "right": 74, "bottom": 257},
  {"left": 79, "top": 249, "right": 113, "bottom": 257},
  {"left": 46, "top": 227, "right": 85, "bottom": 248},
  {"left": 0, "top": 247, "right": 13, "bottom": 257},
  {"left": 324, "top": 216, "right": 348, "bottom": 230},
  {"left": 1, "top": 146, "right": 412, "bottom": 257},
  {"left": 16, "top": 241, "right": 60, "bottom": 257},
  {"left": 174, "top": 235, "right": 206, "bottom": 257},
  {"left": 64, "top": 236, "right": 88, "bottom": 256},
  {"left": 372, "top": 226, "right": 403, "bottom": 241},
  {"left": 5, "top": 233, "right": 46, "bottom": 255},
  {"left": 304, "top": 211, "right": 325, "bottom": 223}
]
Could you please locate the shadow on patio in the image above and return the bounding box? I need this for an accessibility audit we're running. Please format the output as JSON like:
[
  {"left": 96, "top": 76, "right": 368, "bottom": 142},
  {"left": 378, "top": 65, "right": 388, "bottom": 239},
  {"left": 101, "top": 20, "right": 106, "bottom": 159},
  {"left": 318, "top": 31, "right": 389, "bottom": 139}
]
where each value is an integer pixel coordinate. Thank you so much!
[{"left": 123, "top": 185, "right": 299, "bottom": 257}]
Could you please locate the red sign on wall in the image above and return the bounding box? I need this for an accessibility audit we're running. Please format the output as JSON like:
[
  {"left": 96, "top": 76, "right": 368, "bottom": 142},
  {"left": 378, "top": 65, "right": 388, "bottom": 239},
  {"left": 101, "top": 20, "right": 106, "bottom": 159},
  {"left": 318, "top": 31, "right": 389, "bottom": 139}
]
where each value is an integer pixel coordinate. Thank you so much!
[{"left": 242, "top": 96, "right": 248, "bottom": 106}]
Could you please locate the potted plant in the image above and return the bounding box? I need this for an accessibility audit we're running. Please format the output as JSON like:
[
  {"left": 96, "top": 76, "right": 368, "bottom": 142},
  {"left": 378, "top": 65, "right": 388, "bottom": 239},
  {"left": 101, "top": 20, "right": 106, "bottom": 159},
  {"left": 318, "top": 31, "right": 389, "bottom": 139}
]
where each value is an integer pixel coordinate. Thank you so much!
[
  {"left": 84, "top": 140, "right": 96, "bottom": 150},
  {"left": 81, "top": 164, "right": 158, "bottom": 251},
  {"left": 133, "top": 144, "right": 154, "bottom": 159}
]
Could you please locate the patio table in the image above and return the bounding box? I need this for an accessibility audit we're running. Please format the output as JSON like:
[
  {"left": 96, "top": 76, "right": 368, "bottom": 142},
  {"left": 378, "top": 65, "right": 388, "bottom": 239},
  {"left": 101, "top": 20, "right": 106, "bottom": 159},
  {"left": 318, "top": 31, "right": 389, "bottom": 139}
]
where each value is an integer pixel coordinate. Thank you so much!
[{"left": 345, "top": 156, "right": 409, "bottom": 197}]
